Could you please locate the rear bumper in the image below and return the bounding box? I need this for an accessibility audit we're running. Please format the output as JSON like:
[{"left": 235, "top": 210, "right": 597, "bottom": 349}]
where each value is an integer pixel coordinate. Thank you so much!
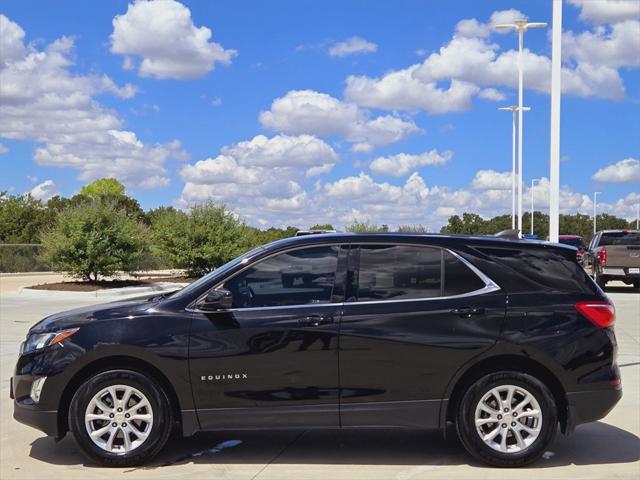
[
  {"left": 601, "top": 267, "right": 640, "bottom": 279},
  {"left": 566, "top": 387, "right": 622, "bottom": 433}
]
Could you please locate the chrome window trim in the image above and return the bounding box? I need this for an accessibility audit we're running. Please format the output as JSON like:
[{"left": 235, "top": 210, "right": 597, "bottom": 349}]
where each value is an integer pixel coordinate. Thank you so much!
[{"left": 188, "top": 241, "right": 500, "bottom": 313}]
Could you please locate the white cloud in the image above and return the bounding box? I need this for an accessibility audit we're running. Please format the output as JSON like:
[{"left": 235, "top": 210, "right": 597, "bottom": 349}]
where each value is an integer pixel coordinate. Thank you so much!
[
  {"left": 222, "top": 134, "right": 337, "bottom": 167},
  {"left": 478, "top": 87, "right": 506, "bottom": 101},
  {"left": 28, "top": 179, "right": 58, "bottom": 201},
  {"left": 563, "top": 20, "right": 640, "bottom": 69},
  {"left": 471, "top": 170, "right": 513, "bottom": 190},
  {"left": 435, "top": 206, "right": 457, "bottom": 217},
  {"left": 259, "top": 89, "right": 421, "bottom": 152},
  {"left": 345, "top": 67, "right": 479, "bottom": 113},
  {"left": 177, "top": 134, "right": 340, "bottom": 225},
  {"left": 180, "top": 155, "right": 261, "bottom": 185},
  {"left": 568, "top": 0, "right": 640, "bottom": 24},
  {"left": 110, "top": 0, "right": 237, "bottom": 80},
  {"left": 0, "top": 14, "right": 186, "bottom": 189},
  {"left": 369, "top": 149, "right": 452, "bottom": 177},
  {"left": 306, "top": 163, "right": 334, "bottom": 177},
  {"left": 343, "top": 8, "right": 638, "bottom": 112},
  {"left": 455, "top": 9, "right": 527, "bottom": 38},
  {"left": 329, "top": 36, "right": 378, "bottom": 57},
  {"left": 592, "top": 158, "right": 640, "bottom": 183},
  {"left": 413, "top": 34, "right": 627, "bottom": 101},
  {"left": 0, "top": 143, "right": 8, "bottom": 154}
]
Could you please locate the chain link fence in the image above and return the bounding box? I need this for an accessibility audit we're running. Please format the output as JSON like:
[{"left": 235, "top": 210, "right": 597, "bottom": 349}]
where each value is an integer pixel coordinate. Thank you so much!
[
  {"left": 0, "top": 244, "right": 171, "bottom": 273},
  {"left": 0, "top": 244, "right": 51, "bottom": 273}
]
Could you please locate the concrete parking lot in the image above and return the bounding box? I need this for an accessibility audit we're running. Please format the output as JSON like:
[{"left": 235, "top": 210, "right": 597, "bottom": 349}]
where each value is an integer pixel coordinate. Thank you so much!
[{"left": 1, "top": 283, "right": 638, "bottom": 480}]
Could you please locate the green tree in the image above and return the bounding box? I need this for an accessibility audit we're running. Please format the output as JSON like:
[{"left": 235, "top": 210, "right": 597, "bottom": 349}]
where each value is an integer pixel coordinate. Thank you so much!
[
  {"left": 74, "top": 178, "right": 145, "bottom": 221},
  {"left": 346, "top": 220, "right": 388, "bottom": 233},
  {"left": 152, "top": 202, "right": 252, "bottom": 276},
  {"left": 40, "top": 201, "right": 150, "bottom": 282},
  {"left": 0, "top": 192, "right": 49, "bottom": 243},
  {"left": 309, "top": 224, "right": 335, "bottom": 230}
]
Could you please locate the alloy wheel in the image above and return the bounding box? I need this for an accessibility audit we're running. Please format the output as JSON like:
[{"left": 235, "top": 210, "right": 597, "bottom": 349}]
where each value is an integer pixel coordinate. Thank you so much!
[
  {"left": 474, "top": 384, "right": 543, "bottom": 453},
  {"left": 84, "top": 384, "right": 154, "bottom": 454}
]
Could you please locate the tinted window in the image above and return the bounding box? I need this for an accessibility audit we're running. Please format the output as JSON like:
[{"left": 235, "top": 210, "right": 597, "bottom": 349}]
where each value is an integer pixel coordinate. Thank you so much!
[
  {"left": 223, "top": 246, "right": 339, "bottom": 308},
  {"left": 443, "top": 251, "right": 486, "bottom": 296},
  {"left": 599, "top": 231, "right": 640, "bottom": 246},
  {"left": 356, "top": 245, "right": 441, "bottom": 301},
  {"left": 475, "top": 246, "right": 597, "bottom": 294},
  {"left": 559, "top": 237, "right": 585, "bottom": 249},
  {"left": 171, "top": 245, "right": 265, "bottom": 299}
]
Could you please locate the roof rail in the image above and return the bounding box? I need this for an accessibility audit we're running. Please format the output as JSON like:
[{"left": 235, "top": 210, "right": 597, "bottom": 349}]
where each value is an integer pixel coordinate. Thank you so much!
[{"left": 494, "top": 229, "right": 521, "bottom": 239}]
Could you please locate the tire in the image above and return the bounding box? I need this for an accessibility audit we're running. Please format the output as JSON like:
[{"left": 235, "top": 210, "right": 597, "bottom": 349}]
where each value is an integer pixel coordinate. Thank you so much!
[
  {"left": 69, "top": 369, "right": 173, "bottom": 467},
  {"left": 594, "top": 270, "right": 607, "bottom": 289},
  {"left": 456, "top": 371, "right": 557, "bottom": 467}
]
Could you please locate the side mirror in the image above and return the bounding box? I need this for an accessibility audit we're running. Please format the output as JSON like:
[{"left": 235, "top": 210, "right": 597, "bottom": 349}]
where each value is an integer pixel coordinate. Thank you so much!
[{"left": 199, "top": 288, "right": 233, "bottom": 311}]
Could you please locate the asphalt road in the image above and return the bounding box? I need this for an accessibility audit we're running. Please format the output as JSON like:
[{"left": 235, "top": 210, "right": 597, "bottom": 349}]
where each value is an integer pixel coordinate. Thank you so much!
[{"left": 1, "top": 283, "right": 638, "bottom": 480}]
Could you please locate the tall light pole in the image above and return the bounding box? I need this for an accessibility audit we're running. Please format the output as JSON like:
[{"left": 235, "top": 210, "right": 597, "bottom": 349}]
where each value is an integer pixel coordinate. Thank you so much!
[
  {"left": 495, "top": 20, "right": 547, "bottom": 237},
  {"left": 636, "top": 203, "right": 639, "bottom": 230},
  {"left": 548, "top": 0, "right": 563, "bottom": 243},
  {"left": 593, "top": 191, "right": 601, "bottom": 234},
  {"left": 531, "top": 178, "right": 541, "bottom": 235},
  {"left": 499, "top": 105, "right": 531, "bottom": 229}
]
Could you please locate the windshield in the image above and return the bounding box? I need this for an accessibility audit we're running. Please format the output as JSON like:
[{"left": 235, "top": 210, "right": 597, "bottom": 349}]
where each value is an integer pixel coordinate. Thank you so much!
[
  {"left": 559, "top": 237, "right": 584, "bottom": 248},
  {"left": 169, "top": 245, "right": 265, "bottom": 300},
  {"left": 599, "top": 231, "right": 640, "bottom": 246}
]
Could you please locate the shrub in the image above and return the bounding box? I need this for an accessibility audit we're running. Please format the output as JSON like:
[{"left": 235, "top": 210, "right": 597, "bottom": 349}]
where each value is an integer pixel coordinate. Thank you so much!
[
  {"left": 152, "top": 202, "right": 254, "bottom": 277},
  {"left": 40, "top": 201, "right": 150, "bottom": 282}
]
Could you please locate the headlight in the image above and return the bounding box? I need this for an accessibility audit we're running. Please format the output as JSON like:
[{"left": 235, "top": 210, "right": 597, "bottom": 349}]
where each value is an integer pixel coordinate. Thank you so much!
[{"left": 20, "top": 328, "right": 79, "bottom": 355}]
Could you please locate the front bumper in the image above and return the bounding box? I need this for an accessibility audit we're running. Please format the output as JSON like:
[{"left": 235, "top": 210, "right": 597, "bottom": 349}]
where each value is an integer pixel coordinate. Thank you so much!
[
  {"left": 11, "top": 375, "right": 60, "bottom": 437},
  {"left": 566, "top": 386, "right": 622, "bottom": 433}
]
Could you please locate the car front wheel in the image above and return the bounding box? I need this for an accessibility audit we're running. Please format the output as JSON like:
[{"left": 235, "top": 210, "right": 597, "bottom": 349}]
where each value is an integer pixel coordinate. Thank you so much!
[
  {"left": 456, "top": 371, "right": 557, "bottom": 467},
  {"left": 69, "top": 369, "right": 173, "bottom": 467}
]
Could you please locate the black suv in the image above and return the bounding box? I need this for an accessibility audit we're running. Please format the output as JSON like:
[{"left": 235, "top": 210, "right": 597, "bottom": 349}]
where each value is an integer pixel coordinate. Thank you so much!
[{"left": 11, "top": 233, "right": 621, "bottom": 467}]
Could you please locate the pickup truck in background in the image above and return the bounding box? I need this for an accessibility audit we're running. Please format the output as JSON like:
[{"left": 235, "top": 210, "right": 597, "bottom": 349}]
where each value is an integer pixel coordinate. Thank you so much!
[{"left": 583, "top": 229, "right": 640, "bottom": 289}]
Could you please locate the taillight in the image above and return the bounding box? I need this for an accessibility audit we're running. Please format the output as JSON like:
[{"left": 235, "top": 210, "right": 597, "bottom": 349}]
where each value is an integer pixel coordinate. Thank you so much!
[
  {"left": 598, "top": 247, "right": 607, "bottom": 266},
  {"left": 575, "top": 301, "right": 615, "bottom": 328}
]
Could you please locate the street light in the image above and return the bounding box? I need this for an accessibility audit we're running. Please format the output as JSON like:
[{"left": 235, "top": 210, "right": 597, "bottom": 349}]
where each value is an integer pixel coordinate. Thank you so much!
[
  {"left": 530, "top": 178, "right": 541, "bottom": 235},
  {"left": 495, "top": 20, "right": 547, "bottom": 237},
  {"left": 593, "top": 191, "right": 601, "bottom": 234},
  {"left": 498, "top": 105, "right": 531, "bottom": 230}
]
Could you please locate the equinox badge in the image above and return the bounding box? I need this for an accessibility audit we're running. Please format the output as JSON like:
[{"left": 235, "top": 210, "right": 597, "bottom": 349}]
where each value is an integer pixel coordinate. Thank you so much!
[{"left": 201, "top": 373, "right": 248, "bottom": 381}]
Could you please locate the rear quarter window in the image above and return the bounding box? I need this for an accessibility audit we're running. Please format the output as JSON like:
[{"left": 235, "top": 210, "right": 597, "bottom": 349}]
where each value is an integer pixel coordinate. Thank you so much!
[
  {"left": 444, "top": 251, "right": 486, "bottom": 296},
  {"left": 474, "top": 246, "right": 597, "bottom": 294}
]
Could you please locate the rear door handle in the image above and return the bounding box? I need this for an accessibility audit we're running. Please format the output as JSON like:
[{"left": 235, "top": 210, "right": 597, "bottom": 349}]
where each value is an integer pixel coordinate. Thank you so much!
[
  {"left": 298, "top": 315, "right": 334, "bottom": 327},
  {"left": 452, "top": 307, "right": 485, "bottom": 318}
]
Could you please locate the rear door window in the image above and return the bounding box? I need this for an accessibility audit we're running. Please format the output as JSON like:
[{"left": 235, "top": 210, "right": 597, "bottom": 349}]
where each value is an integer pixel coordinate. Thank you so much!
[
  {"left": 355, "top": 245, "right": 441, "bottom": 301},
  {"left": 353, "top": 245, "right": 490, "bottom": 302}
]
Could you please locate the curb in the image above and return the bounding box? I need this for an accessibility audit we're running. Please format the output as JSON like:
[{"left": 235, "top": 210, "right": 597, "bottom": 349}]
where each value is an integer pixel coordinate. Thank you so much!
[{"left": 18, "top": 282, "right": 188, "bottom": 298}]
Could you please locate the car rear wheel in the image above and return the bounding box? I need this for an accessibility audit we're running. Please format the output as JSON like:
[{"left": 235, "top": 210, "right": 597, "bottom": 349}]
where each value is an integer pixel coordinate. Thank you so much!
[
  {"left": 69, "top": 369, "right": 172, "bottom": 467},
  {"left": 456, "top": 371, "right": 557, "bottom": 467}
]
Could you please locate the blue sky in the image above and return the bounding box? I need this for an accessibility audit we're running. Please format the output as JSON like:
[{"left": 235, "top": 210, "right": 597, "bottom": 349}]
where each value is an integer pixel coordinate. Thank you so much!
[{"left": 1, "top": 0, "right": 638, "bottom": 229}]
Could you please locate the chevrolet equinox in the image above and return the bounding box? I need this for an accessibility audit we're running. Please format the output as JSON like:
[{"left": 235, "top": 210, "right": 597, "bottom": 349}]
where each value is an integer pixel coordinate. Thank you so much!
[{"left": 11, "top": 233, "right": 621, "bottom": 467}]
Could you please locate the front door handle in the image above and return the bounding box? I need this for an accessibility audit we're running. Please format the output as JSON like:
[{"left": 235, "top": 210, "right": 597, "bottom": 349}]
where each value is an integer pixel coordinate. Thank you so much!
[
  {"left": 452, "top": 307, "right": 485, "bottom": 318},
  {"left": 298, "top": 315, "right": 334, "bottom": 327}
]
